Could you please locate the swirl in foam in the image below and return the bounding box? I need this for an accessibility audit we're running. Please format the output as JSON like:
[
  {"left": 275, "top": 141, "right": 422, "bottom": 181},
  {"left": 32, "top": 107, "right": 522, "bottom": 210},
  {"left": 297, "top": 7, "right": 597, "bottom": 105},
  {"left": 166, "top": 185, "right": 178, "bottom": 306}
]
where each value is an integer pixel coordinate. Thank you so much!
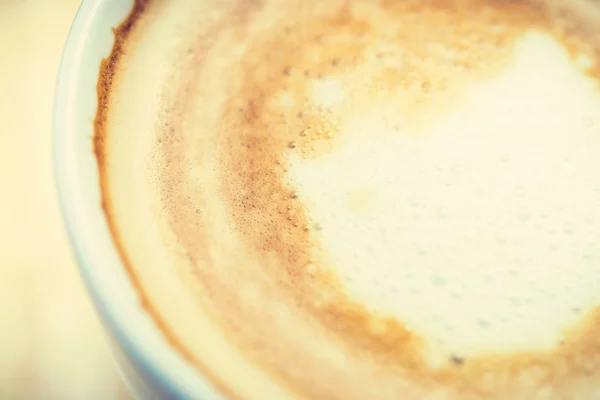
[{"left": 96, "top": 0, "right": 600, "bottom": 398}]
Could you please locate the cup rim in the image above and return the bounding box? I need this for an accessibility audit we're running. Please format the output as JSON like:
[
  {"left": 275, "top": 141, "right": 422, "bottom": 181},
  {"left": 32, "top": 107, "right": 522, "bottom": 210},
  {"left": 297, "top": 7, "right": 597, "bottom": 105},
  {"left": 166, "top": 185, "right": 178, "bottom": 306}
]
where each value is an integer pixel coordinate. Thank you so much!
[{"left": 52, "top": 1, "right": 220, "bottom": 398}]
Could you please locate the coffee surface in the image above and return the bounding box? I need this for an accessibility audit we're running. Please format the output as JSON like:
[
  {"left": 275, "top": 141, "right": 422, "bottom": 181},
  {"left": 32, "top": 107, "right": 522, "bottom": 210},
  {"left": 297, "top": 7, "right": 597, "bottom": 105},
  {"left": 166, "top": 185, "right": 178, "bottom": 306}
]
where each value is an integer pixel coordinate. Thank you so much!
[{"left": 96, "top": 0, "right": 600, "bottom": 398}]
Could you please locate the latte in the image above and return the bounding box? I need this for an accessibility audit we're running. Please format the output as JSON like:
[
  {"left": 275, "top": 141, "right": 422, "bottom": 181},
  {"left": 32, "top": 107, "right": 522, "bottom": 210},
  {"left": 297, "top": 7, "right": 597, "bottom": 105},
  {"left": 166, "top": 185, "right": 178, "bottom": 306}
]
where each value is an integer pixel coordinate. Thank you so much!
[{"left": 95, "top": 0, "right": 600, "bottom": 398}]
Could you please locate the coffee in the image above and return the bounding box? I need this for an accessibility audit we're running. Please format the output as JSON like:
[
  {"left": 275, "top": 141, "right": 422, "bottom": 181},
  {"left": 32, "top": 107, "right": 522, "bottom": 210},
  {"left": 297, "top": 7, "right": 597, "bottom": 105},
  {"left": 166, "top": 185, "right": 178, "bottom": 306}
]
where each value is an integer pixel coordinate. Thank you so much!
[{"left": 95, "top": 0, "right": 600, "bottom": 398}]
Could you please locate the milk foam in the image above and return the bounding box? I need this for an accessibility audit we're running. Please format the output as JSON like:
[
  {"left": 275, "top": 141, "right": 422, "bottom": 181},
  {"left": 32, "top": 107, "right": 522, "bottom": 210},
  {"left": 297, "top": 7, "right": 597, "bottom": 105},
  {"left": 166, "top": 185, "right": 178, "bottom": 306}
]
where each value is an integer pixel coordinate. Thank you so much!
[
  {"left": 289, "top": 32, "right": 600, "bottom": 359},
  {"left": 96, "top": 0, "right": 600, "bottom": 398}
]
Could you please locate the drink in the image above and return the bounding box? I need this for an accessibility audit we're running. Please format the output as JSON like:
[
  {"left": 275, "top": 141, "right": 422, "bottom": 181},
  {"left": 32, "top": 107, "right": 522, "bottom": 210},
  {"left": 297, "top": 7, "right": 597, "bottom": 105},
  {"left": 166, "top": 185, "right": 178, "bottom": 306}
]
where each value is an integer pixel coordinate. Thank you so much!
[{"left": 94, "top": 0, "right": 600, "bottom": 398}]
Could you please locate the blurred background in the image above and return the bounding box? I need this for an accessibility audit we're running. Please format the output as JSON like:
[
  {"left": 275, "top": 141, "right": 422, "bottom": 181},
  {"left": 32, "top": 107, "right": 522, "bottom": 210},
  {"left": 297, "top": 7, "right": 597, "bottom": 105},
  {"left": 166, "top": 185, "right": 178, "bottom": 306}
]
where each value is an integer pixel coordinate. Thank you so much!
[{"left": 0, "top": 0, "right": 130, "bottom": 398}]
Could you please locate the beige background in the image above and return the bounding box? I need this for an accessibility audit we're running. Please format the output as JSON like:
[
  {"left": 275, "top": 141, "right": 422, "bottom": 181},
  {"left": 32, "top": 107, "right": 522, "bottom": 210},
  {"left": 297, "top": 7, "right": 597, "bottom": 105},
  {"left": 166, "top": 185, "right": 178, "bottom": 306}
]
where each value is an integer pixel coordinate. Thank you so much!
[{"left": 0, "top": 0, "right": 130, "bottom": 398}]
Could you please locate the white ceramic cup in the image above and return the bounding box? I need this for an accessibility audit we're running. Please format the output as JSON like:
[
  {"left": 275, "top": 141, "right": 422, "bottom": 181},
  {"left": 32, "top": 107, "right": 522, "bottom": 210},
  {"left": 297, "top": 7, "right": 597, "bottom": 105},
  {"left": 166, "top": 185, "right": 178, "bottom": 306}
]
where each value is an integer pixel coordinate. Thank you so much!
[{"left": 53, "top": 1, "right": 223, "bottom": 398}]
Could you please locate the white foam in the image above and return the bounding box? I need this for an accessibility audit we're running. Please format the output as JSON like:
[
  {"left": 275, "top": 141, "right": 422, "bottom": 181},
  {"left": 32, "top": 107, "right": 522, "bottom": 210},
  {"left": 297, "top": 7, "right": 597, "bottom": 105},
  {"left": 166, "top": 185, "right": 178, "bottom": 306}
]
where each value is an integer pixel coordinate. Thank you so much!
[
  {"left": 309, "top": 78, "right": 345, "bottom": 108},
  {"left": 289, "top": 32, "right": 600, "bottom": 358}
]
